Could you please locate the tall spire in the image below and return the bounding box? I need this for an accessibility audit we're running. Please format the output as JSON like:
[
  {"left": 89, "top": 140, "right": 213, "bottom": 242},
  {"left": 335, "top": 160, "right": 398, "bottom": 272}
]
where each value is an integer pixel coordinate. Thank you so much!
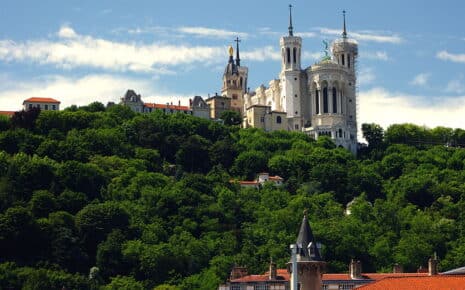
[
  {"left": 342, "top": 10, "right": 347, "bottom": 39},
  {"left": 288, "top": 4, "right": 294, "bottom": 36},
  {"left": 234, "top": 36, "right": 241, "bottom": 66}
]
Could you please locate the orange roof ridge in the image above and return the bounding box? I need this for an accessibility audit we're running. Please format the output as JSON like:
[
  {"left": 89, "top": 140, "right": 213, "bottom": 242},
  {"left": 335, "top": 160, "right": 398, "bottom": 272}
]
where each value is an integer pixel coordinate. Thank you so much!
[{"left": 23, "top": 97, "right": 60, "bottom": 103}]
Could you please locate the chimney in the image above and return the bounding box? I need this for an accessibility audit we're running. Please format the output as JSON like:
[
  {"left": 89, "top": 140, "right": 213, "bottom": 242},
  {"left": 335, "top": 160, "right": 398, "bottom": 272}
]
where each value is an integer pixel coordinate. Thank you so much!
[
  {"left": 393, "top": 263, "right": 403, "bottom": 273},
  {"left": 269, "top": 260, "right": 277, "bottom": 280},
  {"left": 428, "top": 255, "right": 438, "bottom": 276},
  {"left": 349, "top": 259, "right": 362, "bottom": 279},
  {"left": 230, "top": 266, "right": 248, "bottom": 280}
]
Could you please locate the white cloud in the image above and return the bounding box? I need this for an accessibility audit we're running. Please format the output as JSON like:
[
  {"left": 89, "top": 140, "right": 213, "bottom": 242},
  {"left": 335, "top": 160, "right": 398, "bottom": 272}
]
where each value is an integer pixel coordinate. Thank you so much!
[
  {"left": 58, "top": 25, "right": 78, "bottom": 39},
  {"left": 446, "top": 76, "right": 465, "bottom": 94},
  {"left": 242, "top": 46, "right": 281, "bottom": 61},
  {"left": 0, "top": 26, "right": 226, "bottom": 73},
  {"left": 359, "top": 87, "right": 465, "bottom": 130},
  {"left": 409, "top": 73, "right": 430, "bottom": 86},
  {"left": 302, "top": 51, "right": 322, "bottom": 61},
  {"left": 177, "top": 26, "right": 248, "bottom": 39},
  {"left": 358, "top": 67, "right": 376, "bottom": 86},
  {"left": 363, "top": 51, "right": 389, "bottom": 61},
  {"left": 320, "top": 28, "right": 403, "bottom": 44},
  {"left": 0, "top": 74, "right": 196, "bottom": 111},
  {"left": 297, "top": 32, "right": 317, "bottom": 38},
  {"left": 437, "top": 50, "right": 465, "bottom": 64}
]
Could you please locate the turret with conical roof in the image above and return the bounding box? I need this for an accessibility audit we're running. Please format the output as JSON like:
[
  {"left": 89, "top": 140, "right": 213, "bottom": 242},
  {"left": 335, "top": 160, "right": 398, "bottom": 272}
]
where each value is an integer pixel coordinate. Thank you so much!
[{"left": 287, "top": 211, "right": 326, "bottom": 290}]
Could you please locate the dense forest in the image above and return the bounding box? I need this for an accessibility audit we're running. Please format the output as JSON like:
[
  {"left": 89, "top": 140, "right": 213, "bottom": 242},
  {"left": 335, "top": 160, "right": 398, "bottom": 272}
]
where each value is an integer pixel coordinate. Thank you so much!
[{"left": 1, "top": 103, "right": 465, "bottom": 289}]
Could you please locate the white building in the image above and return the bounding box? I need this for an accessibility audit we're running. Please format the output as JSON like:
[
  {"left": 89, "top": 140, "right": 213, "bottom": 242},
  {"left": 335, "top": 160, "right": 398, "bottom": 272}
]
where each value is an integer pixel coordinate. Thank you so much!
[
  {"left": 23, "top": 97, "right": 60, "bottom": 111},
  {"left": 243, "top": 8, "right": 358, "bottom": 154}
]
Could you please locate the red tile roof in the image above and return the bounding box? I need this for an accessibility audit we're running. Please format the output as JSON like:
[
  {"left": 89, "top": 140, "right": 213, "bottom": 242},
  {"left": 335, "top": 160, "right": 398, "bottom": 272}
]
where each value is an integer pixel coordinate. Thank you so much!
[
  {"left": 357, "top": 275, "right": 465, "bottom": 290},
  {"left": 269, "top": 176, "right": 284, "bottom": 181},
  {"left": 230, "top": 269, "right": 428, "bottom": 283},
  {"left": 238, "top": 181, "right": 259, "bottom": 185},
  {"left": 0, "top": 111, "right": 15, "bottom": 117},
  {"left": 23, "top": 97, "right": 60, "bottom": 104},
  {"left": 144, "top": 103, "right": 190, "bottom": 111}
]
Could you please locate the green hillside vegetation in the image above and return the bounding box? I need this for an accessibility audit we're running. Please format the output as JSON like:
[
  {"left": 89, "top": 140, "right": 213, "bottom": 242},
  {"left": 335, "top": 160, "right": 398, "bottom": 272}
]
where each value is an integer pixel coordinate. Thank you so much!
[{"left": 1, "top": 104, "right": 465, "bottom": 289}]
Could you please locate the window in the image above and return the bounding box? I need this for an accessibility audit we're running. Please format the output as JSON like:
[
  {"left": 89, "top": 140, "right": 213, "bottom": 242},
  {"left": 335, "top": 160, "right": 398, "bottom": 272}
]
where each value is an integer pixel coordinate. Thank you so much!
[
  {"left": 29, "top": 104, "right": 33, "bottom": 109},
  {"left": 295, "top": 124, "right": 299, "bottom": 130},
  {"left": 286, "top": 47, "right": 291, "bottom": 64},
  {"left": 332, "top": 87, "right": 337, "bottom": 113},
  {"left": 230, "top": 285, "right": 242, "bottom": 290},
  {"left": 232, "top": 94, "right": 238, "bottom": 100},
  {"left": 323, "top": 87, "right": 328, "bottom": 113},
  {"left": 254, "top": 285, "right": 268, "bottom": 290},
  {"left": 52, "top": 104, "right": 56, "bottom": 110},
  {"left": 338, "top": 284, "right": 355, "bottom": 290},
  {"left": 240, "top": 77, "right": 243, "bottom": 87},
  {"left": 348, "top": 54, "right": 351, "bottom": 68},
  {"left": 315, "top": 90, "right": 320, "bottom": 114},
  {"left": 260, "top": 116, "right": 265, "bottom": 123},
  {"left": 44, "top": 104, "right": 48, "bottom": 110},
  {"left": 276, "top": 116, "right": 282, "bottom": 124},
  {"left": 341, "top": 53, "right": 345, "bottom": 66},
  {"left": 295, "top": 94, "right": 298, "bottom": 98},
  {"left": 339, "top": 129, "right": 343, "bottom": 138},
  {"left": 293, "top": 47, "right": 297, "bottom": 64}
]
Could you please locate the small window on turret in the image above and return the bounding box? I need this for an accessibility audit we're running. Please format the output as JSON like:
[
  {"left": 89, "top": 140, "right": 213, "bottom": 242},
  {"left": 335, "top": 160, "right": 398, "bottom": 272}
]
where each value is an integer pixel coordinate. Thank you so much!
[
  {"left": 348, "top": 54, "right": 351, "bottom": 68},
  {"left": 293, "top": 47, "right": 297, "bottom": 64},
  {"left": 341, "top": 53, "right": 345, "bottom": 66},
  {"left": 286, "top": 48, "right": 291, "bottom": 64}
]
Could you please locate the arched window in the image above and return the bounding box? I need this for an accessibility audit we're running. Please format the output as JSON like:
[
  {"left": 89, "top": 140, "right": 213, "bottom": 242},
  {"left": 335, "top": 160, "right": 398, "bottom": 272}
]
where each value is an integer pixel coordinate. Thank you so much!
[
  {"left": 315, "top": 90, "right": 320, "bottom": 114},
  {"left": 240, "top": 77, "right": 243, "bottom": 88},
  {"left": 339, "top": 129, "right": 343, "bottom": 138},
  {"left": 332, "top": 87, "right": 337, "bottom": 113},
  {"left": 276, "top": 116, "right": 282, "bottom": 124},
  {"left": 323, "top": 87, "right": 328, "bottom": 113},
  {"left": 293, "top": 47, "right": 297, "bottom": 64},
  {"left": 348, "top": 54, "right": 351, "bottom": 68},
  {"left": 341, "top": 53, "right": 345, "bottom": 66},
  {"left": 286, "top": 48, "right": 291, "bottom": 64}
]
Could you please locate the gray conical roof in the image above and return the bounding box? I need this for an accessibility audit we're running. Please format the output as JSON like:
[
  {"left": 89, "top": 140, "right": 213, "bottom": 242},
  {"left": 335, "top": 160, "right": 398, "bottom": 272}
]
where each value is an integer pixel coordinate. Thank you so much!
[{"left": 295, "top": 213, "right": 322, "bottom": 261}]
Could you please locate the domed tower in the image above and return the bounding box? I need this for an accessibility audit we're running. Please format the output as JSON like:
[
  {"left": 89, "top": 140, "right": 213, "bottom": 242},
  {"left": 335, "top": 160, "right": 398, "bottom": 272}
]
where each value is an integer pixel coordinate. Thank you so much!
[
  {"left": 287, "top": 211, "right": 326, "bottom": 290},
  {"left": 221, "top": 38, "right": 248, "bottom": 114},
  {"left": 279, "top": 5, "right": 305, "bottom": 131},
  {"left": 331, "top": 10, "right": 358, "bottom": 154}
]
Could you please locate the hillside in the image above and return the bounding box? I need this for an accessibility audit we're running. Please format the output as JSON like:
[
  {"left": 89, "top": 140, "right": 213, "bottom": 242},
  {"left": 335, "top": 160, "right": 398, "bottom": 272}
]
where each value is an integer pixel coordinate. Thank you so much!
[{"left": 1, "top": 104, "right": 465, "bottom": 289}]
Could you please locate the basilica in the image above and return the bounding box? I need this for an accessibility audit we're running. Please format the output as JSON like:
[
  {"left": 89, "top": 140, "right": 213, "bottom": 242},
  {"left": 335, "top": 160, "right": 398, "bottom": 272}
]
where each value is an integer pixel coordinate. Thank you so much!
[{"left": 222, "top": 8, "right": 358, "bottom": 154}]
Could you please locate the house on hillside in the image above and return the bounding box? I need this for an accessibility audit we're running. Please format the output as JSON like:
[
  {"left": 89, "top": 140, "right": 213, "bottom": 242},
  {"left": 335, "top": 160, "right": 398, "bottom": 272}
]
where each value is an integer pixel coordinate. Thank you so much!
[{"left": 23, "top": 97, "right": 60, "bottom": 111}]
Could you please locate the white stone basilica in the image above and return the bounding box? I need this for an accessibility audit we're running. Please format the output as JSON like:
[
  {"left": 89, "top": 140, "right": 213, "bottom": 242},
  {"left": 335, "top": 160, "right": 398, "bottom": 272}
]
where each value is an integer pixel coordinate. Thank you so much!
[{"left": 241, "top": 8, "right": 358, "bottom": 154}]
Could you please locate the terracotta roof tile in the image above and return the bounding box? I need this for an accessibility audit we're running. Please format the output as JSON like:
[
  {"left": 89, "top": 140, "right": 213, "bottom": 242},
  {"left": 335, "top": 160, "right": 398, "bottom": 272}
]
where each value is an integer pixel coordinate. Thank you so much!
[
  {"left": 23, "top": 97, "right": 60, "bottom": 104},
  {"left": 0, "top": 111, "right": 15, "bottom": 117},
  {"left": 357, "top": 275, "right": 465, "bottom": 290},
  {"left": 144, "top": 103, "right": 190, "bottom": 111}
]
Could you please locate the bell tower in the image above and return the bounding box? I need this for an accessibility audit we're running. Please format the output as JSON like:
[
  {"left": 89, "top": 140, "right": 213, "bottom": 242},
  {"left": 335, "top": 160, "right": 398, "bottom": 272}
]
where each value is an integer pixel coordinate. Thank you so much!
[
  {"left": 279, "top": 4, "right": 304, "bottom": 131},
  {"left": 287, "top": 211, "right": 326, "bottom": 290},
  {"left": 221, "top": 38, "right": 248, "bottom": 114}
]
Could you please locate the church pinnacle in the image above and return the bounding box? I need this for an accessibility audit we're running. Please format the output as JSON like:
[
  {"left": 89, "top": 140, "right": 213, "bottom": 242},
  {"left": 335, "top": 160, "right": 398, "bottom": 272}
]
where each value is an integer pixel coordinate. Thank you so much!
[
  {"left": 235, "top": 36, "right": 241, "bottom": 67},
  {"left": 288, "top": 4, "right": 294, "bottom": 36},
  {"left": 342, "top": 10, "right": 347, "bottom": 39}
]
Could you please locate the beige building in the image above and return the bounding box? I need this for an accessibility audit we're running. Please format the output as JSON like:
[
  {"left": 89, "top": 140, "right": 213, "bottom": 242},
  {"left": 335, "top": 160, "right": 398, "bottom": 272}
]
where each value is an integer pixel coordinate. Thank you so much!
[
  {"left": 243, "top": 8, "right": 358, "bottom": 154},
  {"left": 244, "top": 105, "right": 287, "bottom": 132},
  {"left": 23, "top": 97, "right": 60, "bottom": 111},
  {"left": 205, "top": 93, "right": 231, "bottom": 120}
]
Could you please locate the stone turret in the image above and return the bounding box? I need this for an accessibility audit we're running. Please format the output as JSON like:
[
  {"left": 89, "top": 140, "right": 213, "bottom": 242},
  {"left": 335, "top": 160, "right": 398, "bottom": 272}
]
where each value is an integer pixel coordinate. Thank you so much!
[{"left": 287, "top": 211, "right": 326, "bottom": 290}]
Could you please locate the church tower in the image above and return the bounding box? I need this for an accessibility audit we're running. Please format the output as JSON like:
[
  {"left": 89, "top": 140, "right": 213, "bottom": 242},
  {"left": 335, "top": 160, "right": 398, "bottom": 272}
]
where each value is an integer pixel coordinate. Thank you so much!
[
  {"left": 287, "top": 211, "right": 326, "bottom": 290},
  {"left": 221, "top": 38, "right": 248, "bottom": 114},
  {"left": 331, "top": 10, "right": 358, "bottom": 153},
  {"left": 279, "top": 5, "right": 304, "bottom": 130}
]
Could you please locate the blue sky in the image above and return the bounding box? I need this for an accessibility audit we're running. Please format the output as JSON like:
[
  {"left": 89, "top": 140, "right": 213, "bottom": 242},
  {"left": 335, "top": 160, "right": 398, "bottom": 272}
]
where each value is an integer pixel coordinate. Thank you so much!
[{"left": 0, "top": 0, "right": 464, "bottom": 130}]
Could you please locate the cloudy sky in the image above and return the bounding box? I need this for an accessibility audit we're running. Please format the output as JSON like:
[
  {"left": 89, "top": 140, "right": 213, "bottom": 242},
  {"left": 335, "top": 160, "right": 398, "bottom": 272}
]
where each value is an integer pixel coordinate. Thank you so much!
[{"left": 0, "top": 0, "right": 464, "bottom": 130}]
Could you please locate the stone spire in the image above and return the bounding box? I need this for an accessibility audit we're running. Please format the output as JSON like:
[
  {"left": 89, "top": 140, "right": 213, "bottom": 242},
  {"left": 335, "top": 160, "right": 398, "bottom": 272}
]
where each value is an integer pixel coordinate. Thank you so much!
[
  {"left": 288, "top": 4, "right": 294, "bottom": 36},
  {"left": 295, "top": 210, "right": 322, "bottom": 261},
  {"left": 235, "top": 37, "right": 241, "bottom": 67},
  {"left": 342, "top": 10, "right": 347, "bottom": 39}
]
